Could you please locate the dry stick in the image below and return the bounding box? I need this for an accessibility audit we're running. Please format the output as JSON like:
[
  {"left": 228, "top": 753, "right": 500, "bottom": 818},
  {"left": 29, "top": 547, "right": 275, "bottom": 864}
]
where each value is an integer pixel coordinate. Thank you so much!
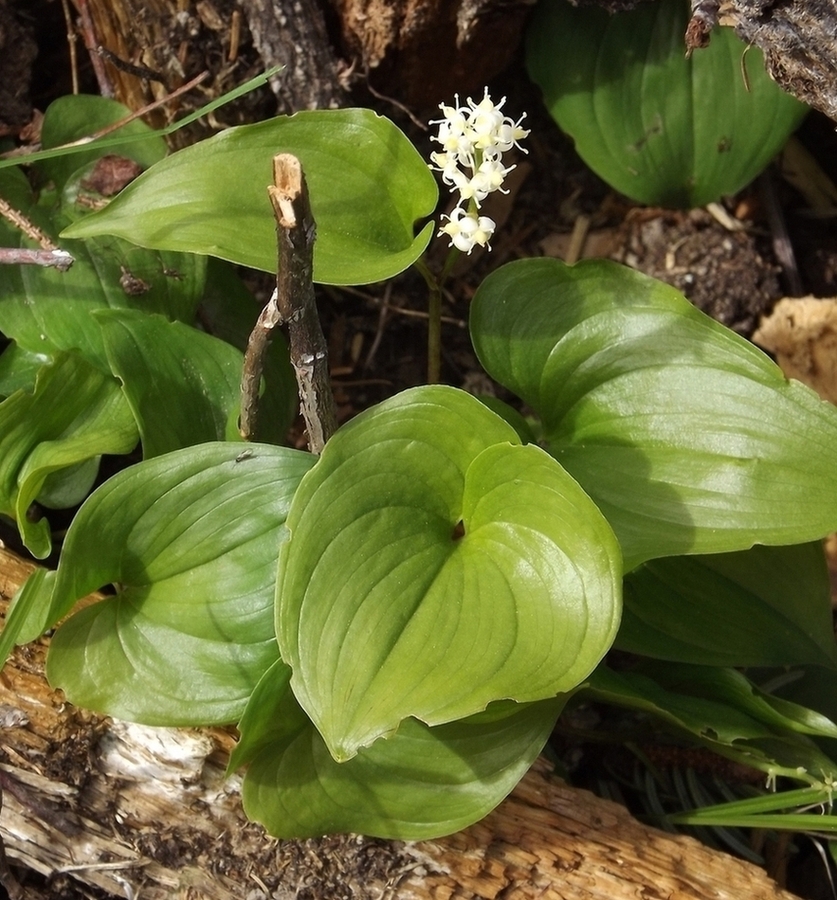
[
  {"left": 270, "top": 154, "right": 338, "bottom": 453},
  {"left": 0, "top": 197, "right": 60, "bottom": 251},
  {"left": 0, "top": 248, "right": 73, "bottom": 271},
  {"left": 0, "top": 71, "right": 209, "bottom": 162},
  {"left": 239, "top": 290, "right": 283, "bottom": 441},
  {"left": 72, "top": 0, "right": 114, "bottom": 98},
  {"left": 759, "top": 169, "right": 804, "bottom": 297},
  {"left": 60, "top": 0, "right": 80, "bottom": 95},
  {"left": 0, "top": 197, "right": 75, "bottom": 270},
  {"left": 239, "top": 154, "right": 337, "bottom": 453}
]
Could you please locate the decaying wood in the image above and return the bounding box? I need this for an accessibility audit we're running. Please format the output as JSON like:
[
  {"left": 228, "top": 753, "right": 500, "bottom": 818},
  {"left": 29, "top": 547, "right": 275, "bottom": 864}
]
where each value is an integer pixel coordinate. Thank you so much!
[
  {"left": 85, "top": 0, "right": 347, "bottom": 116},
  {"left": 719, "top": 0, "right": 837, "bottom": 123},
  {"left": 237, "top": 0, "right": 347, "bottom": 111},
  {"left": 0, "top": 544, "right": 803, "bottom": 900},
  {"left": 588, "top": 0, "right": 837, "bottom": 123},
  {"left": 0, "top": 0, "right": 38, "bottom": 128},
  {"left": 753, "top": 296, "right": 837, "bottom": 404},
  {"left": 329, "top": 0, "right": 534, "bottom": 108}
]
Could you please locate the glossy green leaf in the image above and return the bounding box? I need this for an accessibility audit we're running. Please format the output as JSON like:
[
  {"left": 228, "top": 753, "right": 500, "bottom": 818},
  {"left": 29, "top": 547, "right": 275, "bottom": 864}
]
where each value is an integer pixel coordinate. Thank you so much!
[
  {"left": 0, "top": 343, "right": 50, "bottom": 398},
  {"left": 637, "top": 662, "right": 837, "bottom": 739},
  {"left": 0, "top": 568, "right": 56, "bottom": 668},
  {"left": 471, "top": 258, "right": 837, "bottom": 569},
  {"left": 97, "top": 309, "right": 244, "bottom": 457},
  {"left": 40, "top": 94, "right": 167, "bottom": 191},
  {"left": 278, "top": 385, "right": 621, "bottom": 761},
  {"left": 0, "top": 352, "right": 138, "bottom": 558},
  {"left": 236, "top": 660, "right": 565, "bottom": 839},
  {"left": 618, "top": 543, "right": 837, "bottom": 667},
  {"left": 526, "top": 0, "right": 807, "bottom": 208},
  {"left": 62, "top": 109, "right": 439, "bottom": 285},
  {"left": 0, "top": 179, "right": 205, "bottom": 373},
  {"left": 586, "top": 665, "right": 837, "bottom": 784},
  {"left": 44, "top": 442, "right": 315, "bottom": 724}
]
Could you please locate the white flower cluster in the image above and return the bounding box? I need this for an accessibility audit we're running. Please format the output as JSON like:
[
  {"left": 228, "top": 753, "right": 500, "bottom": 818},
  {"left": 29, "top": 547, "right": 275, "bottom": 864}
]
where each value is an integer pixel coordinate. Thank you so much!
[{"left": 430, "top": 90, "right": 529, "bottom": 254}]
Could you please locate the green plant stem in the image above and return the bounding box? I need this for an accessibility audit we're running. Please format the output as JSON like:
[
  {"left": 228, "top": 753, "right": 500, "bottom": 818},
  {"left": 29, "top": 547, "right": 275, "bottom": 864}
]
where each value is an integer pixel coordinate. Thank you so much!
[{"left": 415, "top": 249, "right": 460, "bottom": 384}]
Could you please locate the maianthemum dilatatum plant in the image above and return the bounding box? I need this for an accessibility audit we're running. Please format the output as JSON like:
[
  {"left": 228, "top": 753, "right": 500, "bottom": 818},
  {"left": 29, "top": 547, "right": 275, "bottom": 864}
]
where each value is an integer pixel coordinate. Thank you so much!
[{"left": 2, "top": 64, "right": 837, "bottom": 843}]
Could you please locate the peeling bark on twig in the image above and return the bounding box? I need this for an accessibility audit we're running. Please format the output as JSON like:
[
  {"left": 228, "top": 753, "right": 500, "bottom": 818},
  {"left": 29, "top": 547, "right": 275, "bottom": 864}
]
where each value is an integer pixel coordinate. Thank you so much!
[
  {"left": 0, "top": 249, "right": 73, "bottom": 271},
  {"left": 239, "top": 289, "right": 283, "bottom": 441},
  {"left": 267, "top": 153, "right": 337, "bottom": 454}
]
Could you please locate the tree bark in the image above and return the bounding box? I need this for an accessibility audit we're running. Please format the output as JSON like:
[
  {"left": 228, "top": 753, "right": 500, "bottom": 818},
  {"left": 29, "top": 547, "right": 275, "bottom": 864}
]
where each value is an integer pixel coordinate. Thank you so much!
[
  {"left": 327, "top": 0, "right": 534, "bottom": 108},
  {"left": 720, "top": 0, "right": 837, "bottom": 122},
  {"left": 0, "top": 545, "right": 803, "bottom": 900},
  {"left": 236, "top": 0, "right": 347, "bottom": 111}
]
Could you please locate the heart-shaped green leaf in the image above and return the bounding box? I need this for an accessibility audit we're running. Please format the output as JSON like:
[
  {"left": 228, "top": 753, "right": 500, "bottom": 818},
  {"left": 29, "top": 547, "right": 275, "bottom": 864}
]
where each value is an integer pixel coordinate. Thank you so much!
[
  {"left": 234, "top": 660, "right": 566, "bottom": 839},
  {"left": 61, "top": 109, "right": 439, "bottom": 285},
  {"left": 97, "top": 309, "right": 246, "bottom": 456},
  {"left": 0, "top": 352, "right": 139, "bottom": 558},
  {"left": 277, "top": 385, "right": 621, "bottom": 761},
  {"left": 618, "top": 543, "right": 837, "bottom": 668},
  {"left": 471, "top": 258, "right": 837, "bottom": 569},
  {"left": 526, "top": 0, "right": 808, "bottom": 208},
  {"left": 44, "top": 442, "right": 315, "bottom": 724}
]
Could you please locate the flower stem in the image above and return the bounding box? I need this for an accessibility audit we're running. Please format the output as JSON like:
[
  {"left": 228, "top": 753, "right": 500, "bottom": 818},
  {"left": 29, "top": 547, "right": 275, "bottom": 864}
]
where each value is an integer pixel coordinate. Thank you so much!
[{"left": 415, "top": 249, "right": 460, "bottom": 384}]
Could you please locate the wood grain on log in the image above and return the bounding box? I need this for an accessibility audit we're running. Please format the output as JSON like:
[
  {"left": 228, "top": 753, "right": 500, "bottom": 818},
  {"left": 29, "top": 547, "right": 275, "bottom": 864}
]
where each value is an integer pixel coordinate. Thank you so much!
[{"left": 0, "top": 544, "right": 802, "bottom": 899}]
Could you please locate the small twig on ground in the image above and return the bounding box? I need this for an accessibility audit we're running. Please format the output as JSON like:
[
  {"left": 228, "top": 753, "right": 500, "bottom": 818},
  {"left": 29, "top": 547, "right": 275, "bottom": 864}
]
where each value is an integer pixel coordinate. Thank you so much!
[
  {"left": 363, "top": 282, "right": 393, "bottom": 372},
  {"left": 0, "top": 71, "right": 209, "bottom": 162},
  {"left": 61, "top": 0, "right": 80, "bottom": 94},
  {"left": 72, "top": 0, "right": 114, "bottom": 97},
  {"left": 565, "top": 213, "right": 591, "bottom": 265},
  {"left": 363, "top": 72, "right": 428, "bottom": 132},
  {"left": 0, "top": 197, "right": 61, "bottom": 253},
  {"left": 759, "top": 169, "right": 804, "bottom": 297},
  {"left": 0, "top": 248, "right": 74, "bottom": 271},
  {"left": 239, "top": 289, "right": 283, "bottom": 441},
  {"left": 240, "top": 154, "right": 337, "bottom": 453}
]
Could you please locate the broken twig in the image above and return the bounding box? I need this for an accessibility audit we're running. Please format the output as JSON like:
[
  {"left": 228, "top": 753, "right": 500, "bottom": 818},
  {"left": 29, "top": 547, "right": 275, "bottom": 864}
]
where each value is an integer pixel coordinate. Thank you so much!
[
  {"left": 0, "top": 248, "right": 74, "bottom": 271},
  {"left": 240, "top": 154, "right": 337, "bottom": 453}
]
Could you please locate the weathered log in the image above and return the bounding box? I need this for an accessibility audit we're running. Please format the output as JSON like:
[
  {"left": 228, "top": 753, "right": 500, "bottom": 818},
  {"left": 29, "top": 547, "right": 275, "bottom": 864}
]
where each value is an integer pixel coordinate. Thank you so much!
[
  {"left": 328, "top": 0, "right": 533, "bottom": 108},
  {"left": 0, "top": 544, "right": 803, "bottom": 900}
]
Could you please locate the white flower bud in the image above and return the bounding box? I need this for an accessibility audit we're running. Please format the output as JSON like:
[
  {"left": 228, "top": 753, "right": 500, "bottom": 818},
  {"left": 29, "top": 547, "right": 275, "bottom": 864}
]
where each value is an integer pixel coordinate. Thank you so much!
[{"left": 438, "top": 208, "right": 496, "bottom": 254}]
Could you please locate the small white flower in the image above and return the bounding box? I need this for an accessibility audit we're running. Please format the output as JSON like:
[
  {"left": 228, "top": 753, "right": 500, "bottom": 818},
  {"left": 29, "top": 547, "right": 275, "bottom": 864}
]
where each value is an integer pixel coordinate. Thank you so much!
[
  {"left": 467, "top": 91, "right": 508, "bottom": 150},
  {"left": 429, "top": 150, "right": 462, "bottom": 185},
  {"left": 438, "top": 207, "right": 495, "bottom": 254},
  {"left": 448, "top": 167, "right": 490, "bottom": 204},
  {"left": 474, "top": 157, "right": 513, "bottom": 195}
]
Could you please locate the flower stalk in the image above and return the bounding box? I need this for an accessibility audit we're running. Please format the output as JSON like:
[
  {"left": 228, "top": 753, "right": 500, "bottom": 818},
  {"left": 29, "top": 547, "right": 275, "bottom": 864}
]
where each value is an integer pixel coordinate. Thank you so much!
[{"left": 424, "top": 90, "right": 529, "bottom": 382}]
